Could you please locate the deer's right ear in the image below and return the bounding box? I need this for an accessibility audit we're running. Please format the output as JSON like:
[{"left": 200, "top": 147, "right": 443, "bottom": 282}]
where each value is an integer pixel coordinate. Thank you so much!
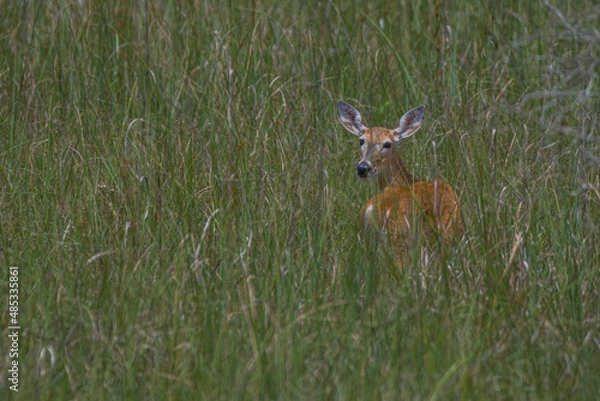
[{"left": 337, "top": 101, "right": 367, "bottom": 136}]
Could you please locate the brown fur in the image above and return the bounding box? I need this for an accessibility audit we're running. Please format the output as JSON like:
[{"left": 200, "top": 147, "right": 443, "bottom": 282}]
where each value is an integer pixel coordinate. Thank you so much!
[{"left": 360, "top": 180, "right": 463, "bottom": 244}]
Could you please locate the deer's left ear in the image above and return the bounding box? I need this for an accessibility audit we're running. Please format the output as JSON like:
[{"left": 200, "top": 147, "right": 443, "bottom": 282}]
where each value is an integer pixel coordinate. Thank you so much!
[
  {"left": 394, "top": 106, "right": 425, "bottom": 143},
  {"left": 337, "top": 101, "right": 368, "bottom": 136}
]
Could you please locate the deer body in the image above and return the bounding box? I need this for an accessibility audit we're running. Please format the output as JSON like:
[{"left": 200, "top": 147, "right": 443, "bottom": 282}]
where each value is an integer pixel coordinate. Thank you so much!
[{"left": 337, "top": 101, "right": 462, "bottom": 262}]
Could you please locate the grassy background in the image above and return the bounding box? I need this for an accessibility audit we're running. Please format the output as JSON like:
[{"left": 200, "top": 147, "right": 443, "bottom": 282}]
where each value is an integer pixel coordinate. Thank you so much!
[{"left": 1, "top": 0, "right": 599, "bottom": 399}]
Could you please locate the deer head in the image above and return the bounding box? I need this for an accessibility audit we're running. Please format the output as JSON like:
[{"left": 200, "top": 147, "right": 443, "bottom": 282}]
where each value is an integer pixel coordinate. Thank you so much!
[{"left": 337, "top": 101, "right": 425, "bottom": 181}]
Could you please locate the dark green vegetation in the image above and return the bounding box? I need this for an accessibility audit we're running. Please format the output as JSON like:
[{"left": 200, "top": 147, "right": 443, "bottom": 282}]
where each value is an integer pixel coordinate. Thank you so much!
[{"left": 1, "top": 1, "right": 599, "bottom": 399}]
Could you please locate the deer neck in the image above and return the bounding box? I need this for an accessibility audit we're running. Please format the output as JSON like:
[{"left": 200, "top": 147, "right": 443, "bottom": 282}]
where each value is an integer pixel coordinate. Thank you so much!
[{"left": 377, "top": 150, "right": 420, "bottom": 189}]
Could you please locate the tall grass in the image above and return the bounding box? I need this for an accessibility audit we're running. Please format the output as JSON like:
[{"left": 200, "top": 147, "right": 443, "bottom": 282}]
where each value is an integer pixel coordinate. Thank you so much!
[{"left": 1, "top": 0, "right": 599, "bottom": 399}]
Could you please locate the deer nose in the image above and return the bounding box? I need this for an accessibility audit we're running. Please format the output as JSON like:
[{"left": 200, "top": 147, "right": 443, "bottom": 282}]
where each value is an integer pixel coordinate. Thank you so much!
[{"left": 357, "top": 162, "right": 371, "bottom": 177}]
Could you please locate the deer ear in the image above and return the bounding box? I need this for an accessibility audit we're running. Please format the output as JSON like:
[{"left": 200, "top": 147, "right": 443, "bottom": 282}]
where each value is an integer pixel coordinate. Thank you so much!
[
  {"left": 394, "top": 106, "right": 425, "bottom": 142},
  {"left": 337, "top": 101, "right": 367, "bottom": 136}
]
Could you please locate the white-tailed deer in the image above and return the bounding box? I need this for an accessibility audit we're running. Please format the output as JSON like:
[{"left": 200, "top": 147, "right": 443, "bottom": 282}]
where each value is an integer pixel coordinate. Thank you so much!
[{"left": 337, "top": 100, "right": 462, "bottom": 264}]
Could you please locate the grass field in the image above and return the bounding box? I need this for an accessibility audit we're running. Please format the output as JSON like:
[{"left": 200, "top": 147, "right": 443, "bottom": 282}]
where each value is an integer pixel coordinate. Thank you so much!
[{"left": 1, "top": 0, "right": 599, "bottom": 399}]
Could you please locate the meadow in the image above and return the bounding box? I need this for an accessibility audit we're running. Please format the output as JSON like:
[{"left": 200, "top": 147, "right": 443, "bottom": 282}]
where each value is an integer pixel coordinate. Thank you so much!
[{"left": 1, "top": 0, "right": 599, "bottom": 399}]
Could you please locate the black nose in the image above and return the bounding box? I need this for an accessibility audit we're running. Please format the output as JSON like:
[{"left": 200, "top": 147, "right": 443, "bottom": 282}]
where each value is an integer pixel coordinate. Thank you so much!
[{"left": 357, "top": 162, "right": 371, "bottom": 177}]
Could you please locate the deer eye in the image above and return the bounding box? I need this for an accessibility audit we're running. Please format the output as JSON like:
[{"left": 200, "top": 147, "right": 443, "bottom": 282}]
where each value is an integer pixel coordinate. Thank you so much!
[
  {"left": 382, "top": 141, "right": 392, "bottom": 150},
  {"left": 359, "top": 138, "right": 365, "bottom": 147}
]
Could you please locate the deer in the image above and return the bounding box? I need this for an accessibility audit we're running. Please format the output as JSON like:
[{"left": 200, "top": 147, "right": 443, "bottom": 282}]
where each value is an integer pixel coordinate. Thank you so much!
[{"left": 336, "top": 100, "right": 463, "bottom": 266}]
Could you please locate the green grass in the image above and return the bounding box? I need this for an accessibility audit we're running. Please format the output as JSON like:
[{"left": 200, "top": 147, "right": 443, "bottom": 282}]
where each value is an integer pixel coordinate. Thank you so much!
[{"left": 1, "top": 0, "right": 599, "bottom": 399}]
